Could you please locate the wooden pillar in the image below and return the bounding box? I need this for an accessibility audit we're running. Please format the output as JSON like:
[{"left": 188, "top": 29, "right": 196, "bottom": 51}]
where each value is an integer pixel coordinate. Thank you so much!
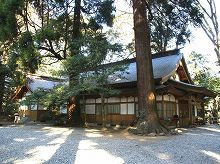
[
  {"left": 83, "top": 96, "right": 87, "bottom": 126},
  {"left": 162, "top": 93, "right": 164, "bottom": 119},
  {"left": 201, "top": 101, "right": 205, "bottom": 124},
  {"left": 188, "top": 96, "right": 193, "bottom": 125},
  {"left": 36, "top": 100, "right": 39, "bottom": 121}
]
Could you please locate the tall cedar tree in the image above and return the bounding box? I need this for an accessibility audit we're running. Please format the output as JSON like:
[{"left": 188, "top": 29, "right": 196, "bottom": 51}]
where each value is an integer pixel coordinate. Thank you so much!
[
  {"left": 132, "top": 0, "right": 167, "bottom": 134},
  {"left": 131, "top": 0, "right": 203, "bottom": 134}
]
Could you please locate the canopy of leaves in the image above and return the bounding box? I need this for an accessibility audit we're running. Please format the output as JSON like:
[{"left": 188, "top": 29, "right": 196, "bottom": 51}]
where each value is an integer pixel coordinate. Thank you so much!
[
  {"left": 150, "top": 0, "right": 203, "bottom": 52},
  {"left": 0, "top": 0, "right": 125, "bottom": 112},
  {"left": 188, "top": 51, "right": 220, "bottom": 93}
]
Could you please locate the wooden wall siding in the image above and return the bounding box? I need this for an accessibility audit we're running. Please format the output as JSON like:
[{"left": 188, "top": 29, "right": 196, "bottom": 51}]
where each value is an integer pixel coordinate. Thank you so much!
[
  {"left": 36, "top": 110, "right": 48, "bottom": 121},
  {"left": 81, "top": 114, "right": 136, "bottom": 125},
  {"left": 81, "top": 94, "right": 204, "bottom": 127},
  {"left": 28, "top": 104, "right": 47, "bottom": 111},
  {"left": 19, "top": 109, "right": 48, "bottom": 121},
  {"left": 81, "top": 96, "right": 137, "bottom": 125},
  {"left": 178, "top": 100, "right": 190, "bottom": 127},
  {"left": 19, "top": 109, "right": 31, "bottom": 118},
  {"left": 81, "top": 95, "right": 180, "bottom": 125},
  {"left": 86, "top": 114, "right": 96, "bottom": 123},
  {"left": 121, "top": 115, "right": 136, "bottom": 125},
  {"left": 106, "top": 115, "right": 136, "bottom": 125}
]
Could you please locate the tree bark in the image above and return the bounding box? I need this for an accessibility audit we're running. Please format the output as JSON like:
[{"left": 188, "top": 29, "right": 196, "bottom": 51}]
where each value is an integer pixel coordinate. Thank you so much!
[
  {"left": 0, "top": 57, "right": 5, "bottom": 115},
  {"left": 132, "top": 0, "right": 167, "bottom": 134},
  {"left": 67, "top": 0, "right": 82, "bottom": 125},
  {"left": 101, "top": 94, "right": 106, "bottom": 128},
  {"left": 0, "top": 71, "right": 5, "bottom": 115}
]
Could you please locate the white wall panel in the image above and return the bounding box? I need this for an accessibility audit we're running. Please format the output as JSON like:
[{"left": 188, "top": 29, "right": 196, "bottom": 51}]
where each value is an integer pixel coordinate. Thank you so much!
[
  {"left": 85, "top": 105, "right": 95, "bottom": 114},
  {"left": 121, "top": 97, "right": 127, "bottom": 102},
  {"left": 86, "top": 99, "right": 95, "bottom": 104},
  {"left": 128, "top": 96, "right": 134, "bottom": 102},
  {"left": 120, "top": 104, "right": 127, "bottom": 115},
  {"left": 156, "top": 95, "right": 162, "bottom": 101},
  {"left": 96, "top": 98, "right": 101, "bottom": 103},
  {"left": 128, "top": 103, "right": 135, "bottom": 114},
  {"left": 135, "top": 97, "right": 138, "bottom": 102},
  {"left": 163, "top": 94, "right": 175, "bottom": 102},
  {"left": 108, "top": 97, "right": 120, "bottom": 103}
]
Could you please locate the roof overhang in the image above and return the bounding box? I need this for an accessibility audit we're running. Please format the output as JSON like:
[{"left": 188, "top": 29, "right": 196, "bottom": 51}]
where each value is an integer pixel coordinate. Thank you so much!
[
  {"left": 12, "top": 86, "right": 29, "bottom": 100},
  {"left": 167, "top": 79, "right": 216, "bottom": 98}
]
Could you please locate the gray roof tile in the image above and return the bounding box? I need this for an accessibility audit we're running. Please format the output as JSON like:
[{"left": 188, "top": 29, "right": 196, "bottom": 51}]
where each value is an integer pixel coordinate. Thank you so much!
[{"left": 108, "top": 51, "right": 183, "bottom": 84}]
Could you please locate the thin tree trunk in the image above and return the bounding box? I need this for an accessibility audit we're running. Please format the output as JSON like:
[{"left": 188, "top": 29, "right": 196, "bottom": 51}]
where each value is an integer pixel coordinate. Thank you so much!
[
  {"left": 0, "top": 58, "right": 5, "bottom": 115},
  {"left": 0, "top": 73, "right": 5, "bottom": 115},
  {"left": 101, "top": 94, "right": 106, "bottom": 128},
  {"left": 132, "top": 0, "right": 167, "bottom": 134}
]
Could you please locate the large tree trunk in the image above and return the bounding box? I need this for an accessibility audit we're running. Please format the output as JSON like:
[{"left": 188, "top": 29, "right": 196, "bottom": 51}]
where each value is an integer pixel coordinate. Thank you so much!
[
  {"left": 67, "top": 0, "right": 82, "bottom": 125},
  {"left": 132, "top": 0, "right": 167, "bottom": 134}
]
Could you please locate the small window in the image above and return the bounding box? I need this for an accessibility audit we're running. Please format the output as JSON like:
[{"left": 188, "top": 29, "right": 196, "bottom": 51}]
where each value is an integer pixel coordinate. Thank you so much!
[
  {"left": 157, "top": 101, "right": 176, "bottom": 119},
  {"left": 156, "top": 102, "right": 163, "bottom": 118},
  {"left": 96, "top": 104, "right": 108, "bottom": 115},
  {"left": 128, "top": 103, "right": 135, "bottom": 114},
  {"left": 165, "top": 102, "right": 176, "bottom": 118},
  {"left": 96, "top": 105, "right": 102, "bottom": 115},
  {"left": 107, "top": 104, "right": 120, "bottom": 114},
  {"left": 85, "top": 105, "right": 95, "bottom": 114}
]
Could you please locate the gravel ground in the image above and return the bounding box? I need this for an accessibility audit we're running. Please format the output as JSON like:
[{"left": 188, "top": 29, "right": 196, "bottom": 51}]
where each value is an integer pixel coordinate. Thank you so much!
[{"left": 0, "top": 124, "right": 220, "bottom": 164}]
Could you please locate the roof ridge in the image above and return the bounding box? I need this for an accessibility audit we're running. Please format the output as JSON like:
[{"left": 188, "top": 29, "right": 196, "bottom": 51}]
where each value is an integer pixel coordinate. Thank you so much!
[{"left": 96, "top": 49, "right": 181, "bottom": 69}]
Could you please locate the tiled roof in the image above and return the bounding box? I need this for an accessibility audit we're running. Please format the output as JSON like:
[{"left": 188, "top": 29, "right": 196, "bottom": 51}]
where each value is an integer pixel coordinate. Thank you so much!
[
  {"left": 26, "top": 49, "right": 183, "bottom": 90},
  {"left": 27, "top": 75, "right": 60, "bottom": 92},
  {"left": 108, "top": 49, "right": 183, "bottom": 84}
]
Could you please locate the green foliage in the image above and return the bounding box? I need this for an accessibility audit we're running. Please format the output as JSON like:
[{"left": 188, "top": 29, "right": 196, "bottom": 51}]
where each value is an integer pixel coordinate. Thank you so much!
[
  {"left": 0, "top": 0, "right": 24, "bottom": 41},
  {"left": 150, "top": 0, "right": 203, "bottom": 52},
  {"left": 17, "top": 32, "right": 41, "bottom": 73},
  {"left": 188, "top": 51, "right": 220, "bottom": 93},
  {"left": 95, "top": 0, "right": 115, "bottom": 27},
  {"left": 0, "top": 0, "right": 123, "bottom": 117}
]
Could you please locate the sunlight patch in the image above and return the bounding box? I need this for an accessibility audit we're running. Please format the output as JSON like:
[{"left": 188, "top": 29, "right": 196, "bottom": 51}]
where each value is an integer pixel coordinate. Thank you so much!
[
  {"left": 158, "top": 153, "right": 170, "bottom": 160},
  {"left": 13, "top": 129, "right": 73, "bottom": 163},
  {"left": 85, "top": 129, "right": 100, "bottom": 132},
  {"left": 198, "top": 127, "right": 220, "bottom": 133},
  {"left": 43, "top": 127, "right": 73, "bottom": 136},
  {"left": 78, "top": 140, "right": 98, "bottom": 150},
  {"left": 27, "top": 137, "right": 37, "bottom": 140},
  {"left": 201, "top": 150, "right": 220, "bottom": 162},
  {"left": 85, "top": 133, "right": 103, "bottom": 138},
  {"left": 14, "top": 138, "right": 25, "bottom": 142},
  {"left": 75, "top": 140, "right": 124, "bottom": 164}
]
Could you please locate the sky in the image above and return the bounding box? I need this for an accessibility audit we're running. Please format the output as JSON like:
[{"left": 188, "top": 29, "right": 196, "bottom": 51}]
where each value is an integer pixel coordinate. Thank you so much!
[
  {"left": 114, "top": 0, "right": 220, "bottom": 73},
  {"left": 182, "top": 0, "right": 219, "bottom": 56}
]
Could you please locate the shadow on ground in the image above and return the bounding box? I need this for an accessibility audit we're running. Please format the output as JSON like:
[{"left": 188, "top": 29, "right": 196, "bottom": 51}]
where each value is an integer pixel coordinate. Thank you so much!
[{"left": 0, "top": 124, "right": 220, "bottom": 163}]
